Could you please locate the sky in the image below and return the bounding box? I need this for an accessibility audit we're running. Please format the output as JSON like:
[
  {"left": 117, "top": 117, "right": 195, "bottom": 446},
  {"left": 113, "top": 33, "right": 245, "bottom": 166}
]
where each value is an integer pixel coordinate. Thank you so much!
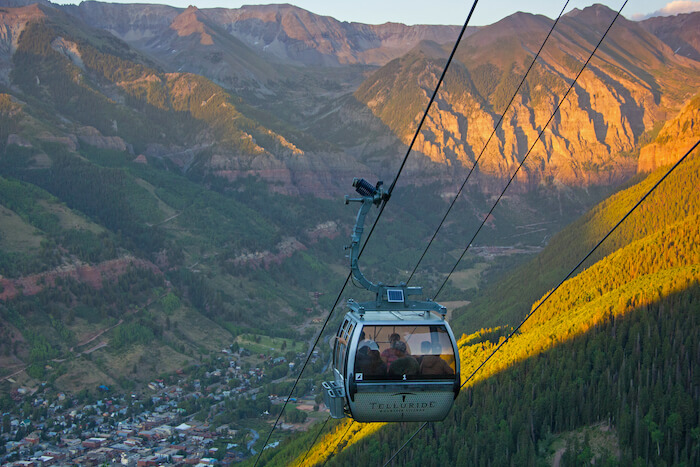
[{"left": 50, "top": 0, "right": 700, "bottom": 25}]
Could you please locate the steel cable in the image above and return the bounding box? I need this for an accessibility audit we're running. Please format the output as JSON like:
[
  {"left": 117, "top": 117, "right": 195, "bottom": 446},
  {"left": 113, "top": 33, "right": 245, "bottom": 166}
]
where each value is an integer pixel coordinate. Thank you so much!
[
  {"left": 321, "top": 421, "right": 355, "bottom": 467},
  {"left": 298, "top": 415, "right": 331, "bottom": 466},
  {"left": 407, "top": 0, "right": 571, "bottom": 284},
  {"left": 254, "top": 2, "right": 480, "bottom": 464},
  {"left": 383, "top": 2, "right": 644, "bottom": 464},
  {"left": 384, "top": 136, "right": 698, "bottom": 466}
]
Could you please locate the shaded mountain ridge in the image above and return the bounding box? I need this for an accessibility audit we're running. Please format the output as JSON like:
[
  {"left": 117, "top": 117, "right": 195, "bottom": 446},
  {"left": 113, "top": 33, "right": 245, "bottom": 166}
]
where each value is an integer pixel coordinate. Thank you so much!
[{"left": 64, "top": 1, "right": 463, "bottom": 68}]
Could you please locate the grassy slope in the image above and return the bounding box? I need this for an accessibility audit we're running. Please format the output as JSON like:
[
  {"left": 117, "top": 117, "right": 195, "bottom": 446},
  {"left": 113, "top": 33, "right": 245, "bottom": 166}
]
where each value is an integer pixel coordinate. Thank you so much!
[{"left": 0, "top": 138, "right": 349, "bottom": 387}]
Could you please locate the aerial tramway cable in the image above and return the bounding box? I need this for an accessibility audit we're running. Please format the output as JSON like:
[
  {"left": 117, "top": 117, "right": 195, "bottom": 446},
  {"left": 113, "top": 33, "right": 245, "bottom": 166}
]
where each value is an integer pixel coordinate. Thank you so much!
[
  {"left": 295, "top": 0, "right": 574, "bottom": 462},
  {"left": 381, "top": 5, "right": 700, "bottom": 464},
  {"left": 252, "top": 2, "right": 480, "bottom": 464},
  {"left": 384, "top": 136, "right": 699, "bottom": 466},
  {"left": 321, "top": 421, "right": 355, "bottom": 467},
  {"left": 406, "top": 0, "right": 571, "bottom": 284},
  {"left": 298, "top": 415, "right": 331, "bottom": 466}
]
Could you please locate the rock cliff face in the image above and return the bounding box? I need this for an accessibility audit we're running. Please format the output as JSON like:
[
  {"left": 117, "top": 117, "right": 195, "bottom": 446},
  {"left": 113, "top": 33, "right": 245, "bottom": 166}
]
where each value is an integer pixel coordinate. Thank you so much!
[
  {"left": 62, "top": 1, "right": 178, "bottom": 46},
  {"left": 207, "top": 4, "right": 462, "bottom": 66},
  {"left": 76, "top": 126, "right": 130, "bottom": 153},
  {"left": 638, "top": 94, "right": 700, "bottom": 172},
  {"left": 351, "top": 6, "right": 700, "bottom": 192},
  {"left": 65, "top": 2, "right": 462, "bottom": 68},
  {"left": 0, "top": 3, "right": 46, "bottom": 83}
]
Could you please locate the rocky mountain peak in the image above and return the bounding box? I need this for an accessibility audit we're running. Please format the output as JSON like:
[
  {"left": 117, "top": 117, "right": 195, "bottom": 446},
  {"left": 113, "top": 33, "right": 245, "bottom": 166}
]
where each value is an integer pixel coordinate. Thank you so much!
[
  {"left": 565, "top": 3, "right": 620, "bottom": 21},
  {"left": 170, "top": 4, "right": 213, "bottom": 45}
]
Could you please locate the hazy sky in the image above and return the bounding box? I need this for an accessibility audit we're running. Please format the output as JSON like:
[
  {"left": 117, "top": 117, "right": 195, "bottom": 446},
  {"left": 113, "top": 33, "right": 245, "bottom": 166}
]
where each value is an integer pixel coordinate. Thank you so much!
[{"left": 51, "top": 0, "right": 700, "bottom": 25}]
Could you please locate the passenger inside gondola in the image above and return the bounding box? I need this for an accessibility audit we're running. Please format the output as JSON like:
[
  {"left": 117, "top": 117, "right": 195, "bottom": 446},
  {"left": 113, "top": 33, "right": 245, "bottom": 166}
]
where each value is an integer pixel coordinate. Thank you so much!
[
  {"left": 380, "top": 333, "right": 402, "bottom": 366},
  {"left": 419, "top": 342, "right": 454, "bottom": 376},
  {"left": 355, "top": 340, "right": 386, "bottom": 376},
  {"left": 387, "top": 340, "right": 419, "bottom": 377},
  {"left": 418, "top": 340, "right": 432, "bottom": 365},
  {"left": 354, "top": 325, "right": 456, "bottom": 380}
]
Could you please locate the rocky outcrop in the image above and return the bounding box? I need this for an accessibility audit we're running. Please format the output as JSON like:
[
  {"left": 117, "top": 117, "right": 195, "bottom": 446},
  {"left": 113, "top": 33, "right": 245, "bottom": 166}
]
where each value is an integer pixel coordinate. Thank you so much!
[
  {"left": 306, "top": 221, "right": 340, "bottom": 241},
  {"left": 0, "top": 256, "right": 161, "bottom": 301},
  {"left": 230, "top": 237, "right": 306, "bottom": 269},
  {"left": 7, "top": 133, "right": 31, "bottom": 147},
  {"left": 638, "top": 94, "right": 700, "bottom": 172},
  {"left": 208, "top": 148, "right": 372, "bottom": 198},
  {"left": 50, "top": 36, "right": 84, "bottom": 69},
  {"left": 170, "top": 6, "right": 213, "bottom": 45},
  {"left": 37, "top": 131, "right": 78, "bottom": 151},
  {"left": 230, "top": 222, "right": 341, "bottom": 269},
  {"left": 76, "top": 126, "right": 130, "bottom": 153},
  {"left": 0, "top": 3, "right": 44, "bottom": 53},
  {"left": 0, "top": 4, "right": 46, "bottom": 83}
]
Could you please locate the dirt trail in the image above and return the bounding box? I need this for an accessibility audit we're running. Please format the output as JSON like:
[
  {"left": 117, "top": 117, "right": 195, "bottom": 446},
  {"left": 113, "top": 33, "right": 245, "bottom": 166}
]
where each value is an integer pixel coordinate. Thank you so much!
[
  {"left": 71, "top": 319, "right": 123, "bottom": 353},
  {"left": 0, "top": 366, "right": 26, "bottom": 382}
]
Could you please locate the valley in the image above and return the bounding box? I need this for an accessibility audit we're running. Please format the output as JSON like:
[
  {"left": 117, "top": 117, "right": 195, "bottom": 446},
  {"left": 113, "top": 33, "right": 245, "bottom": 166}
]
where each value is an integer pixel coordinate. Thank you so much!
[{"left": 0, "top": 0, "right": 698, "bottom": 465}]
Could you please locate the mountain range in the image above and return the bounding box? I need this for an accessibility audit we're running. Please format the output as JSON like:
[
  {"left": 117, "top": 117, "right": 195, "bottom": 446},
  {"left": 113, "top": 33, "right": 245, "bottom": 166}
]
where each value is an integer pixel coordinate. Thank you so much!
[
  {"left": 1, "top": 2, "right": 698, "bottom": 197},
  {"left": 0, "top": 1, "right": 699, "bottom": 462}
]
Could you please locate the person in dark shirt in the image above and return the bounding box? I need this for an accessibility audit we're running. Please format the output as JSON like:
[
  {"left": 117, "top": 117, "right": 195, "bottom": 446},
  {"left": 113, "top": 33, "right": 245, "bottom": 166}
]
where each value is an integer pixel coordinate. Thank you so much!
[
  {"left": 417, "top": 340, "right": 432, "bottom": 365},
  {"left": 355, "top": 341, "right": 387, "bottom": 377},
  {"left": 388, "top": 341, "right": 419, "bottom": 378},
  {"left": 419, "top": 342, "right": 454, "bottom": 376}
]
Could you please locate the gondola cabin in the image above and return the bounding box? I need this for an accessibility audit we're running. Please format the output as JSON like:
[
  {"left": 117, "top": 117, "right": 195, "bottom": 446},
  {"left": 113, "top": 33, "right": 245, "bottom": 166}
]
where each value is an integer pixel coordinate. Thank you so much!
[
  {"left": 326, "top": 299, "right": 461, "bottom": 422},
  {"left": 323, "top": 178, "right": 461, "bottom": 422}
]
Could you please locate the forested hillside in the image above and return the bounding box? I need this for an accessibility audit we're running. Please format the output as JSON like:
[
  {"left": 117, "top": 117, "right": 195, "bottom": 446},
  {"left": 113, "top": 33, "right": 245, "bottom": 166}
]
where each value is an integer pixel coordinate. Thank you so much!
[
  {"left": 0, "top": 126, "right": 355, "bottom": 387},
  {"left": 257, "top": 145, "right": 700, "bottom": 465}
]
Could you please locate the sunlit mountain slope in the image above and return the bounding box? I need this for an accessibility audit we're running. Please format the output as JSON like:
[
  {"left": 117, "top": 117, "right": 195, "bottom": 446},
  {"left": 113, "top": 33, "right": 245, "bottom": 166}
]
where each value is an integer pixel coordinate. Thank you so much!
[{"left": 259, "top": 135, "right": 700, "bottom": 466}]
